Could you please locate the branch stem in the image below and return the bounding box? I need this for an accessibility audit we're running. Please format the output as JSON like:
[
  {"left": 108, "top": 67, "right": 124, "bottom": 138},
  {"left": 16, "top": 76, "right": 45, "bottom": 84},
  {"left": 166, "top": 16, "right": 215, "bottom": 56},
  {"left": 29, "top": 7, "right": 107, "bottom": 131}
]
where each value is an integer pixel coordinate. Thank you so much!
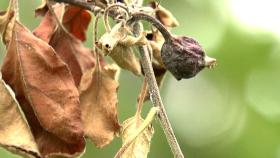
[
  {"left": 132, "top": 22, "right": 184, "bottom": 158},
  {"left": 129, "top": 13, "right": 173, "bottom": 42},
  {"left": 52, "top": 0, "right": 95, "bottom": 11},
  {"left": 135, "top": 78, "right": 148, "bottom": 120},
  {"left": 51, "top": 0, "right": 105, "bottom": 16}
]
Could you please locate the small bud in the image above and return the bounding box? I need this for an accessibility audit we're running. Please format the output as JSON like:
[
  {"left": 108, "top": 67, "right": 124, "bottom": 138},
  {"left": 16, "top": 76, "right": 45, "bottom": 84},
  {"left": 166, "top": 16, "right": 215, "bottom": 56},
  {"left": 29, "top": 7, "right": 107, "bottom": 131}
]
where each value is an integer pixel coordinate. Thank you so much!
[{"left": 161, "top": 36, "right": 216, "bottom": 80}]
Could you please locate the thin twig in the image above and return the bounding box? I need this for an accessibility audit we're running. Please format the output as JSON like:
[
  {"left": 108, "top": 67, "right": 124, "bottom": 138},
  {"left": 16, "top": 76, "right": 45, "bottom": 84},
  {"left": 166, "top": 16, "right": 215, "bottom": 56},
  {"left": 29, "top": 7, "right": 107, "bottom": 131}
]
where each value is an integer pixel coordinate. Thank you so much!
[
  {"left": 12, "top": 0, "right": 19, "bottom": 21},
  {"left": 135, "top": 78, "right": 148, "bottom": 120},
  {"left": 51, "top": 0, "right": 105, "bottom": 15},
  {"left": 93, "top": 14, "right": 101, "bottom": 69},
  {"left": 52, "top": 0, "right": 95, "bottom": 10},
  {"left": 132, "top": 22, "right": 184, "bottom": 158},
  {"left": 128, "top": 12, "right": 172, "bottom": 42},
  {"left": 103, "top": 3, "right": 129, "bottom": 32}
]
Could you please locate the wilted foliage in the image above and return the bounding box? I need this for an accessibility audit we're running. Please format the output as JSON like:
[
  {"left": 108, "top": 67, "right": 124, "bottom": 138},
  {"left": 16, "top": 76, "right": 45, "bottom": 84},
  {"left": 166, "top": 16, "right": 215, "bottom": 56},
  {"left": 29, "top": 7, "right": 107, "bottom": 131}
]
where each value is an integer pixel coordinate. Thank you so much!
[{"left": 0, "top": 0, "right": 216, "bottom": 158}]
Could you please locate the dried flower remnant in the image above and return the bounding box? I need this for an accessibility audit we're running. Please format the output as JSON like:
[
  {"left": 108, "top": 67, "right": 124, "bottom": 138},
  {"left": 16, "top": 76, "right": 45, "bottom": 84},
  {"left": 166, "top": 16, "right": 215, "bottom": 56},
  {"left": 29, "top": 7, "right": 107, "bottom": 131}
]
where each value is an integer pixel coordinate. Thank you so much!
[
  {"left": 161, "top": 36, "right": 216, "bottom": 80},
  {"left": 97, "top": 22, "right": 147, "bottom": 76},
  {"left": 148, "top": 1, "right": 179, "bottom": 28},
  {"left": 129, "top": 12, "right": 216, "bottom": 80}
]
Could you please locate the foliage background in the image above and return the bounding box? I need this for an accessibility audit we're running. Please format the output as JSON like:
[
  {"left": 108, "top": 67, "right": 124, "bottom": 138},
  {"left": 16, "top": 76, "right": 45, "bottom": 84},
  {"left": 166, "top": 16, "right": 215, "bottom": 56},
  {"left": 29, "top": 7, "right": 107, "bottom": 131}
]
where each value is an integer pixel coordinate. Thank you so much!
[{"left": 1, "top": 0, "right": 280, "bottom": 158}]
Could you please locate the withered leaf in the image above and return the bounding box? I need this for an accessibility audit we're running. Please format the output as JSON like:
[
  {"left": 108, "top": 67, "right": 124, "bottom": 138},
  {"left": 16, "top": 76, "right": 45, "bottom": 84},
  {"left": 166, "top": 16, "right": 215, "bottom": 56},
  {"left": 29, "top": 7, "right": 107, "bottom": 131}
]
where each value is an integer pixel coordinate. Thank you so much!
[
  {"left": 34, "top": 4, "right": 95, "bottom": 86},
  {"left": 0, "top": 78, "right": 40, "bottom": 158},
  {"left": 149, "top": 1, "right": 179, "bottom": 27},
  {"left": 107, "top": 45, "right": 142, "bottom": 76},
  {"left": 2, "top": 21, "right": 85, "bottom": 157},
  {"left": 119, "top": 107, "right": 157, "bottom": 158},
  {"left": 98, "top": 22, "right": 147, "bottom": 76},
  {"left": 62, "top": 5, "right": 91, "bottom": 41},
  {"left": 79, "top": 64, "right": 120, "bottom": 148}
]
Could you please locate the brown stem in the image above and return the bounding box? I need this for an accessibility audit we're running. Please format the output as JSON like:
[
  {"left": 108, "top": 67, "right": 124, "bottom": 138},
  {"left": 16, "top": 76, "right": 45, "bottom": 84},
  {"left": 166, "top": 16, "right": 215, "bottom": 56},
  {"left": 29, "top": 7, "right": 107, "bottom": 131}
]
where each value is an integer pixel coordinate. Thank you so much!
[
  {"left": 128, "top": 12, "right": 173, "bottom": 42},
  {"left": 135, "top": 78, "right": 148, "bottom": 120},
  {"left": 93, "top": 14, "right": 101, "bottom": 70},
  {"left": 52, "top": 0, "right": 96, "bottom": 11},
  {"left": 103, "top": 3, "right": 129, "bottom": 32},
  {"left": 132, "top": 22, "right": 184, "bottom": 158}
]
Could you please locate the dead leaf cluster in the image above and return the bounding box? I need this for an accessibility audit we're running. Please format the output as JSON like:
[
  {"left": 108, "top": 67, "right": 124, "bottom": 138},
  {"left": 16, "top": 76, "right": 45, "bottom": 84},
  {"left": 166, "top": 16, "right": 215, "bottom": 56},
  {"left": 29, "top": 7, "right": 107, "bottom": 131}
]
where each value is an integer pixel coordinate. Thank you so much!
[{"left": 0, "top": 0, "right": 180, "bottom": 158}]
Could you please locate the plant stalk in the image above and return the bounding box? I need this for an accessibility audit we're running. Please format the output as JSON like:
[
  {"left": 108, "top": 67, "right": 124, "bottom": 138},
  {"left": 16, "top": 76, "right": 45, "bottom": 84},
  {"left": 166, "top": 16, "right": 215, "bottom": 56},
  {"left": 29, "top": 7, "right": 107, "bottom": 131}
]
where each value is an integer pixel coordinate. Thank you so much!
[{"left": 132, "top": 22, "right": 184, "bottom": 158}]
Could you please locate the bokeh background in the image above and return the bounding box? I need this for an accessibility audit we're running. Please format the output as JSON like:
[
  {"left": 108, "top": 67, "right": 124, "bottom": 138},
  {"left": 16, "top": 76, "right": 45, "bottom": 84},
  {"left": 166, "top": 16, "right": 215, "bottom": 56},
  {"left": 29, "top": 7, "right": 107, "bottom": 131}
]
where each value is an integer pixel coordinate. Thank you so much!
[{"left": 1, "top": 0, "right": 280, "bottom": 158}]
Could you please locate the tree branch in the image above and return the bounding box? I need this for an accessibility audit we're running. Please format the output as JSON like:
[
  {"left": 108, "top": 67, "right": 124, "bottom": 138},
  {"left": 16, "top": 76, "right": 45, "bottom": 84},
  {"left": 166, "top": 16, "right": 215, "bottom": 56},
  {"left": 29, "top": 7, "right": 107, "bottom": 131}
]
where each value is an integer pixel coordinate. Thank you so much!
[
  {"left": 132, "top": 22, "right": 184, "bottom": 158},
  {"left": 52, "top": 0, "right": 94, "bottom": 10}
]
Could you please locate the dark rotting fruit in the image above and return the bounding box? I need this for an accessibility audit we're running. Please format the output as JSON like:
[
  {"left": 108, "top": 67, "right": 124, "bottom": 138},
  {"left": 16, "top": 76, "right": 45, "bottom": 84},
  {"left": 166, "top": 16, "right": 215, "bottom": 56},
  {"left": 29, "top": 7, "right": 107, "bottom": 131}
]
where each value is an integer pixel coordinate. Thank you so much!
[{"left": 161, "top": 36, "right": 216, "bottom": 80}]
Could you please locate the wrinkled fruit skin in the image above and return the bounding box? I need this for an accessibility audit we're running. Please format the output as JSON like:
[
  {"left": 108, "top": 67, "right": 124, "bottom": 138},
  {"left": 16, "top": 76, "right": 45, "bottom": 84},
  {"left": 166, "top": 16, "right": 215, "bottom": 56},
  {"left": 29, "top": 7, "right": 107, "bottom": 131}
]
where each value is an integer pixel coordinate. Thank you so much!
[{"left": 161, "top": 36, "right": 206, "bottom": 80}]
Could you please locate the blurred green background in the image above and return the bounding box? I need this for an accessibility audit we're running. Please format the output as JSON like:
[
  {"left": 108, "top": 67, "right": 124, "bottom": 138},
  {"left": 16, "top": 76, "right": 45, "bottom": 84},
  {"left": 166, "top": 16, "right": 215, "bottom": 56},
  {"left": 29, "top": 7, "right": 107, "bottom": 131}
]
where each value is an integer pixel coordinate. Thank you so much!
[{"left": 1, "top": 0, "right": 280, "bottom": 158}]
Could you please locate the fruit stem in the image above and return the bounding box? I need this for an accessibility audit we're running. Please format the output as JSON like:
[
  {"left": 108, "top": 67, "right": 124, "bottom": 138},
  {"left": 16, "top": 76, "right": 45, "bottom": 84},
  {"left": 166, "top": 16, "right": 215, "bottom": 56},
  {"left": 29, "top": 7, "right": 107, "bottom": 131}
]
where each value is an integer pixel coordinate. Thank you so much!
[
  {"left": 132, "top": 22, "right": 184, "bottom": 158},
  {"left": 128, "top": 12, "right": 173, "bottom": 42}
]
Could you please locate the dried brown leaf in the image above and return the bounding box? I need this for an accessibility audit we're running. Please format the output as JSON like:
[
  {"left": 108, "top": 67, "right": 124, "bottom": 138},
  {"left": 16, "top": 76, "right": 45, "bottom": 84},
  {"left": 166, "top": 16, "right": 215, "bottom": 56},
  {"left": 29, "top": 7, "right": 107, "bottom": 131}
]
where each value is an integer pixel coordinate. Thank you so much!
[
  {"left": 107, "top": 45, "right": 141, "bottom": 76},
  {"left": 149, "top": 1, "right": 179, "bottom": 27},
  {"left": 62, "top": 5, "right": 91, "bottom": 41},
  {"left": 0, "top": 78, "right": 40, "bottom": 158},
  {"left": 33, "top": 4, "right": 95, "bottom": 86},
  {"left": 120, "top": 111, "right": 155, "bottom": 158},
  {"left": 50, "top": 29, "right": 96, "bottom": 86},
  {"left": 33, "top": 4, "right": 60, "bottom": 43},
  {"left": 1, "top": 21, "right": 85, "bottom": 157},
  {"left": 79, "top": 64, "right": 120, "bottom": 148}
]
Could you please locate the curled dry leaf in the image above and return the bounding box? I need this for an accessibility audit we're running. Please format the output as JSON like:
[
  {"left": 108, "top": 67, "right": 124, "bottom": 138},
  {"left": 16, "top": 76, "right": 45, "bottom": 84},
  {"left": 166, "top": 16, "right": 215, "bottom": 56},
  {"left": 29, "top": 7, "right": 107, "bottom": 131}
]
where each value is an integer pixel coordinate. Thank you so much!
[
  {"left": 0, "top": 79, "right": 40, "bottom": 158},
  {"left": 107, "top": 45, "right": 142, "bottom": 76},
  {"left": 1, "top": 21, "right": 85, "bottom": 157},
  {"left": 33, "top": 4, "right": 95, "bottom": 86},
  {"left": 119, "top": 107, "right": 158, "bottom": 158},
  {"left": 79, "top": 64, "right": 120, "bottom": 148},
  {"left": 97, "top": 22, "right": 147, "bottom": 76},
  {"left": 62, "top": 5, "right": 91, "bottom": 41},
  {"left": 149, "top": 1, "right": 179, "bottom": 28},
  {"left": 147, "top": 30, "right": 165, "bottom": 67}
]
